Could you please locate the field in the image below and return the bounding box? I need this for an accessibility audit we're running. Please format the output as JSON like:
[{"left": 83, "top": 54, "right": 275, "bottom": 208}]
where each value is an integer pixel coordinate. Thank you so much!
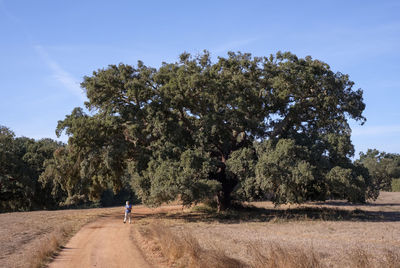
[
  {"left": 1, "top": 192, "right": 399, "bottom": 268},
  {"left": 132, "top": 192, "right": 400, "bottom": 267}
]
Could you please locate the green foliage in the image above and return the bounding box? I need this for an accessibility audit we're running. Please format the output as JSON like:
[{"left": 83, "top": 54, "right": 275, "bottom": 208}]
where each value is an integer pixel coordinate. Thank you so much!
[
  {"left": 326, "top": 166, "right": 367, "bottom": 202},
  {"left": 40, "top": 146, "right": 89, "bottom": 206},
  {"left": 45, "top": 106, "right": 130, "bottom": 204},
  {"left": 251, "top": 139, "right": 370, "bottom": 205},
  {"left": 226, "top": 147, "right": 258, "bottom": 201},
  {"left": 254, "top": 139, "right": 317, "bottom": 204},
  {"left": 55, "top": 51, "right": 369, "bottom": 210},
  {"left": 0, "top": 126, "right": 63, "bottom": 212},
  {"left": 357, "top": 149, "right": 400, "bottom": 193},
  {"left": 129, "top": 148, "right": 220, "bottom": 206}
]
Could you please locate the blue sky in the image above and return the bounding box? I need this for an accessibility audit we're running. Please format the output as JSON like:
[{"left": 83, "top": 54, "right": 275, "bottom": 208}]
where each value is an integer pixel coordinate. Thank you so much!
[{"left": 0, "top": 0, "right": 399, "bottom": 156}]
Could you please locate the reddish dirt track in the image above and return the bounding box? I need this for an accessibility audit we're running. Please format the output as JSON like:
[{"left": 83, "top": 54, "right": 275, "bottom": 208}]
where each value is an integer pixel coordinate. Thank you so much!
[{"left": 48, "top": 206, "right": 173, "bottom": 268}]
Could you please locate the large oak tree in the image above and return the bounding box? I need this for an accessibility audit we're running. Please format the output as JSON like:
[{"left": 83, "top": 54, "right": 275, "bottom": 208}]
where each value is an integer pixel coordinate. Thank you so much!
[{"left": 54, "top": 51, "right": 373, "bottom": 211}]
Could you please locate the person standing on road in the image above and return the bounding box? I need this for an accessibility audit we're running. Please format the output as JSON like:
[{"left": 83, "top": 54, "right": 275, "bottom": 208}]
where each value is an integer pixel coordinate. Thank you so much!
[{"left": 124, "top": 201, "right": 132, "bottom": 224}]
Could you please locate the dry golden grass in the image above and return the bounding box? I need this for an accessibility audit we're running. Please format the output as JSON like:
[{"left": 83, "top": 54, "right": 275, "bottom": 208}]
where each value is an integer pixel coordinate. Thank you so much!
[
  {"left": 0, "top": 207, "right": 120, "bottom": 268},
  {"left": 131, "top": 192, "right": 400, "bottom": 268},
  {"left": 348, "top": 248, "right": 400, "bottom": 268},
  {"left": 248, "top": 242, "right": 400, "bottom": 268},
  {"left": 247, "top": 242, "right": 322, "bottom": 268},
  {"left": 29, "top": 231, "right": 63, "bottom": 268},
  {"left": 134, "top": 221, "right": 245, "bottom": 268},
  {"left": 135, "top": 220, "right": 400, "bottom": 268}
]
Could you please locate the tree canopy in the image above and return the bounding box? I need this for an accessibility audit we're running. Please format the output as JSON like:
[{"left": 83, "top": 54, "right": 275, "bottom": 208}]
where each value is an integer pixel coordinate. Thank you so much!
[
  {"left": 357, "top": 149, "right": 400, "bottom": 192},
  {"left": 52, "top": 51, "right": 373, "bottom": 211},
  {"left": 0, "top": 126, "right": 63, "bottom": 211},
  {"left": 0, "top": 125, "right": 137, "bottom": 212}
]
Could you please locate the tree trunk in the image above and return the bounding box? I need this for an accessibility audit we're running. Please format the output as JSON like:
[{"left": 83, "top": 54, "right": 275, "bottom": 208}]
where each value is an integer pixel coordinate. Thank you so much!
[
  {"left": 216, "top": 173, "right": 237, "bottom": 212},
  {"left": 215, "top": 154, "right": 237, "bottom": 212},
  {"left": 216, "top": 189, "right": 232, "bottom": 212}
]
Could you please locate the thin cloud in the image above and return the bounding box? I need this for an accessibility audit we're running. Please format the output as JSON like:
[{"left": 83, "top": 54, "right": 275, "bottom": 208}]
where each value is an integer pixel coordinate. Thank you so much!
[
  {"left": 0, "top": 1, "right": 85, "bottom": 101},
  {"left": 352, "top": 125, "right": 400, "bottom": 136},
  {"left": 34, "top": 45, "right": 86, "bottom": 101}
]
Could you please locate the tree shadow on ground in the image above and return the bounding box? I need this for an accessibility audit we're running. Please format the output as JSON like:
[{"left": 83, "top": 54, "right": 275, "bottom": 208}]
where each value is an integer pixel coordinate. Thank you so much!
[
  {"left": 314, "top": 200, "right": 400, "bottom": 207},
  {"left": 138, "top": 204, "right": 400, "bottom": 224}
]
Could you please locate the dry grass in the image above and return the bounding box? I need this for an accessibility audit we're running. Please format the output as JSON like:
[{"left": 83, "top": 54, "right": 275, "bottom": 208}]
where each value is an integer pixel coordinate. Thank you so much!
[
  {"left": 248, "top": 242, "right": 400, "bottom": 268},
  {"left": 349, "top": 248, "right": 400, "bottom": 268},
  {"left": 0, "top": 207, "right": 120, "bottom": 268},
  {"left": 131, "top": 192, "right": 400, "bottom": 268},
  {"left": 248, "top": 242, "right": 323, "bottom": 268},
  {"left": 134, "top": 221, "right": 245, "bottom": 268},
  {"left": 28, "top": 231, "right": 63, "bottom": 268},
  {"left": 27, "top": 224, "right": 76, "bottom": 268},
  {"left": 135, "top": 221, "right": 400, "bottom": 268}
]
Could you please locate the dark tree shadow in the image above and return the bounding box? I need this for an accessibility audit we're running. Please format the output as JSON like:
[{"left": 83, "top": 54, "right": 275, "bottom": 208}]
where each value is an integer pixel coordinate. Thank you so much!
[
  {"left": 133, "top": 204, "right": 400, "bottom": 224},
  {"left": 314, "top": 200, "right": 400, "bottom": 207}
]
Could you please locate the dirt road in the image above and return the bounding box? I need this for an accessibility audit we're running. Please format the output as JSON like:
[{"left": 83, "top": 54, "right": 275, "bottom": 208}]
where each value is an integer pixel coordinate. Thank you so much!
[{"left": 49, "top": 206, "right": 159, "bottom": 268}]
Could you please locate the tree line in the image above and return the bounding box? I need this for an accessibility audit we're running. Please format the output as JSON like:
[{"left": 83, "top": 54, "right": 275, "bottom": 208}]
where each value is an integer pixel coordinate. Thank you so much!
[
  {"left": 0, "top": 126, "right": 135, "bottom": 212},
  {"left": 1, "top": 51, "right": 399, "bottom": 212}
]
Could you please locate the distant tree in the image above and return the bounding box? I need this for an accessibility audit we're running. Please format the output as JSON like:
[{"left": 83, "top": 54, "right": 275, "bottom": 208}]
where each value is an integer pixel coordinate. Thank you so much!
[
  {"left": 56, "top": 51, "right": 371, "bottom": 211},
  {"left": 0, "top": 126, "right": 24, "bottom": 211},
  {"left": 357, "top": 149, "right": 400, "bottom": 192},
  {"left": 0, "top": 126, "right": 62, "bottom": 212}
]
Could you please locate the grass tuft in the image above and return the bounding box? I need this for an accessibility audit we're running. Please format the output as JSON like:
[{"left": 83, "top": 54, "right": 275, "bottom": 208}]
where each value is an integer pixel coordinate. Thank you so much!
[{"left": 28, "top": 230, "right": 64, "bottom": 268}]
